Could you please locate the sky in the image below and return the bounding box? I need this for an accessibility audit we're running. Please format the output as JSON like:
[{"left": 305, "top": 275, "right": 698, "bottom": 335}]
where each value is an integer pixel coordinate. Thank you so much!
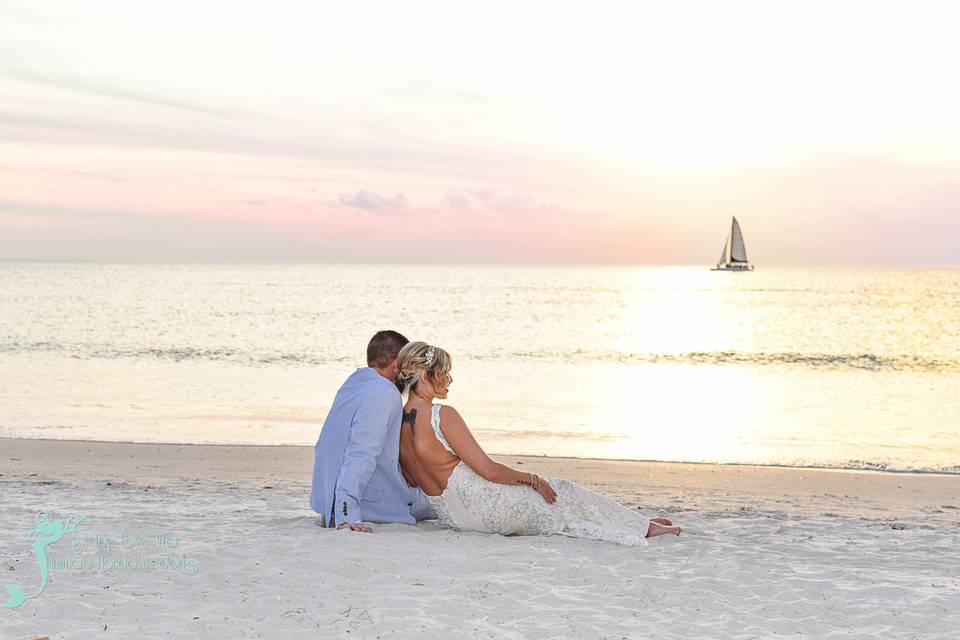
[{"left": 1, "top": 0, "right": 959, "bottom": 265}]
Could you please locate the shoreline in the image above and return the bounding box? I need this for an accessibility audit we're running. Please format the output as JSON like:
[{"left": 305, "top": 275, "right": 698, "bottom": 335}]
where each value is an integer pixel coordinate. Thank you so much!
[
  {"left": 2, "top": 435, "right": 957, "bottom": 478},
  {"left": 2, "top": 436, "right": 958, "bottom": 523}
]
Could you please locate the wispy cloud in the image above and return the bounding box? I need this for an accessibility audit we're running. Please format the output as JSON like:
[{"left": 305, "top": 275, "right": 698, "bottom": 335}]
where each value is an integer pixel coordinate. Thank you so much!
[
  {"left": 443, "top": 192, "right": 472, "bottom": 210},
  {"left": 333, "top": 188, "right": 577, "bottom": 220},
  {"left": 3, "top": 68, "right": 239, "bottom": 117},
  {"left": 455, "top": 188, "right": 566, "bottom": 218},
  {"left": 388, "top": 78, "right": 489, "bottom": 105},
  {"left": 0, "top": 200, "right": 189, "bottom": 222},
  {"left": 0, "top": 104, "right": 499, "bottom": 177},
  {"left": 0, "top": 163, "right": 137, "bottom": 183},
  {"left": 337, "top": 190, "right": 411, "bottom": 215}
]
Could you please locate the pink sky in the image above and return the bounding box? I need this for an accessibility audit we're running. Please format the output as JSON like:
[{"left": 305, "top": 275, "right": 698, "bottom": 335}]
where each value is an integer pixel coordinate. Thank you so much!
[{"left": 2, "top": 1, "right": 959, "bottom": 265}]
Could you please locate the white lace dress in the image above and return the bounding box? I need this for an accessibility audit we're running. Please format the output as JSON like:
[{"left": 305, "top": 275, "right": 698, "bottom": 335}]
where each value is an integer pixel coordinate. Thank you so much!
[{"left": 425, "top": 403, "right": 653, "bottom": 546}]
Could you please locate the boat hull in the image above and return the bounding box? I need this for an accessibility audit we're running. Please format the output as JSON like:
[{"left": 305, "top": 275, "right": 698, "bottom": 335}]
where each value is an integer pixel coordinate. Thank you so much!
[{"left": 711, "top": 264, "right": 755, "bottom": 271}]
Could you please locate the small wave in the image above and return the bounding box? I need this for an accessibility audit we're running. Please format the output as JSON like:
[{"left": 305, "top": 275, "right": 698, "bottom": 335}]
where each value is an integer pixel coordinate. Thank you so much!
[
  {"left": 762, "top": 459, "right": 960, "bottom": 476},
  {"left": 481, "top": 451, "right": 960, "bottom": 476},
  {"left": 644, "top": 351, "right": 953, "bottom": 372},
  {"left": 0, "top": 341, "right": 353, "bottom": 367},
  {"left": 1, "top": 341, "right": 956, "bottom": 372},
  {"left": 488, "top": 349, "right": 957, "bottom": 372}
]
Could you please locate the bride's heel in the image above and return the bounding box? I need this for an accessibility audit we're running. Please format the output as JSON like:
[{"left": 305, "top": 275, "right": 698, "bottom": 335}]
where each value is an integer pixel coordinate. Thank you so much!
[
  {"left": 650, "top": 509, "right": 674, "bottom": 527},
  {"left": 646, "top": 520, "right": 681, "bottom": 538}
]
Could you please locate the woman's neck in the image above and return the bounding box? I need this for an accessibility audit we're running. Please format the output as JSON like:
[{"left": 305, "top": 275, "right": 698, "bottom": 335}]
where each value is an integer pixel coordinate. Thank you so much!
[{"left": 406, "top": 391, "right": 434, "bottom": 406}]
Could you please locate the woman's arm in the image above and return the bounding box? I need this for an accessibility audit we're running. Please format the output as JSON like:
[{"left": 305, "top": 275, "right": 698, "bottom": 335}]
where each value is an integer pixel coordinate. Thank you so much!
[{"left": 438, "top": 405, "right": 556, "bottom": 503}]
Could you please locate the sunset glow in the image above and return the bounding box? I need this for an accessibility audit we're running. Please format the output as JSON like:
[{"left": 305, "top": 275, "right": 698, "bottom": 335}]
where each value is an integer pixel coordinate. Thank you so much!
[{"left": 2, "top": 1, "right": 959, "bottom": 264}]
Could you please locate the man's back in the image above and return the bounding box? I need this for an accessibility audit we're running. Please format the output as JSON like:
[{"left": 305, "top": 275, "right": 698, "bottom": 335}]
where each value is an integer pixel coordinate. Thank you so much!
[{"left": 309, "top": 367, "right": 419, "bottom": 527}]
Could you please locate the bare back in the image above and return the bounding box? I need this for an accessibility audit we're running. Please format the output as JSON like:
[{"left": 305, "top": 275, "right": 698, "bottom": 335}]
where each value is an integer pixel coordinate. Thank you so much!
[{"left": 399, "top": 402, "right": 461, "bottom": 496}]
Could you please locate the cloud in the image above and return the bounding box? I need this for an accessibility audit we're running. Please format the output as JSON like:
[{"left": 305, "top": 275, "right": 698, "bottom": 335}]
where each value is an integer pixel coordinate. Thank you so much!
[
  {"left": 3, "top": 68, "right": 237, "bottom": 117},
  {"left": 446, "top": 189, "right": 567, "bottom": 218},
  {"left": 0, "top": 104, "right": 488, "bottom": 176},
  {"left": 443, "top": 192, "right": 472, "bottom": 210},
  {"left": 0, "top": 200, "right": 189, "bottom": 222},
  {"left": 389, "top": 79, "right": 489, "bottom": 105},
  {"left": 0, "top": 163, "right": 136, "bottom": 183},
  {"left": 332, "top": 188, "right": 572, "bottom": 220},
  {"left": 337, "top": 190, "right": 411, "bottom": 215}
]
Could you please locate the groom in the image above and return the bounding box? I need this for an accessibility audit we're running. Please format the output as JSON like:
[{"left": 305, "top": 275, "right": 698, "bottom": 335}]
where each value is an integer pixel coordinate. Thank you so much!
[{"left": 310, "top": 330, "right": 435, "bottom": 532}]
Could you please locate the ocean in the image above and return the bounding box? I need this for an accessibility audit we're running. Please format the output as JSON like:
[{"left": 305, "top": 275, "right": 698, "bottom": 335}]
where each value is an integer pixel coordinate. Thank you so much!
[{"left": 2, "top": 262, "right": 958, "bottom": 474}]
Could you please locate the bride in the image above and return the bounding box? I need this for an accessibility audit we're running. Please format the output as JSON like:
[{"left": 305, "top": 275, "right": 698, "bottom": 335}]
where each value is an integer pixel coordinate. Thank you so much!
[{"left": 396, "top": 341, "right": 681, "bottom": 545}]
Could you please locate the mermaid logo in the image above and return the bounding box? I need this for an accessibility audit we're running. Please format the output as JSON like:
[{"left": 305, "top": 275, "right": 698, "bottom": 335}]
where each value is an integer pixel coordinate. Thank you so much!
[{"left": 3, "top": 511, "right": 92, "bottom": 609}]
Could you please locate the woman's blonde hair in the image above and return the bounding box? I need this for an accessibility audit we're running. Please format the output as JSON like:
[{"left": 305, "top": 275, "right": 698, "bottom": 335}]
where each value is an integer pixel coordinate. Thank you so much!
[{"left": 395, "top": 341, "right": 452, "bottom": 394}]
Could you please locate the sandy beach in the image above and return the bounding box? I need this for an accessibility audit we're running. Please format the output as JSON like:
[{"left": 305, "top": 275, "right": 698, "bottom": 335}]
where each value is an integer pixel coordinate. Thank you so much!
[
  {"left": 1, "top": 437, "right": 958, "bottom": 639},
  {"left": 6, "top": 0, "right": 960, "bottom": 637}
]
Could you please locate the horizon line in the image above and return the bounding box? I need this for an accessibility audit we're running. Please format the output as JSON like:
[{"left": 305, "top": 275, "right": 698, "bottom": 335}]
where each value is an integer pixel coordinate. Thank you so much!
[{"left": 1, "top": 259, "right": 958, "bottom": 269}]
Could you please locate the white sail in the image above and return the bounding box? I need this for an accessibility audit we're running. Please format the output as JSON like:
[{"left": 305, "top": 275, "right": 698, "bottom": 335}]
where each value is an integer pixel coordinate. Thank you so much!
[
  {"left": 717, "top": 235, "right": 729, "bottom": 266},
  {"left": 730, "top": 217, "right": 748, "bottom": 263}
]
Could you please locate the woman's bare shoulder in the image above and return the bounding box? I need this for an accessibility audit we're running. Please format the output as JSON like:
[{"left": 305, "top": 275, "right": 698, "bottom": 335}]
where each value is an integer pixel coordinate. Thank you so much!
[{"left": 438, "top": 404, "right": 466, "bottom": 425}]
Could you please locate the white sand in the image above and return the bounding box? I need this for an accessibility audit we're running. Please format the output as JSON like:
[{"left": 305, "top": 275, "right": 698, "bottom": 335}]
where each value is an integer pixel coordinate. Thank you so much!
[{"left": 2, "top": 438, "right": 959, "bottom": 639}]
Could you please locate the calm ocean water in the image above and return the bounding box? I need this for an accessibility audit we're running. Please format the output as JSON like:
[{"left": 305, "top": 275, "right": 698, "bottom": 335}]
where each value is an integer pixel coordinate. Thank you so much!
[{"left": 2, "top": 263, "right": 958, "bottom": 474}]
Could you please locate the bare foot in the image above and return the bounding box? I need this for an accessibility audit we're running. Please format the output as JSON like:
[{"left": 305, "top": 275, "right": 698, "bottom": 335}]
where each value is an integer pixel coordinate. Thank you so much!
[
  {"left": 646, "top": 521, "right": 682, "bottom": 538},
  {"left": 651, "top": 517, "right": 673, "bottom": 526}
]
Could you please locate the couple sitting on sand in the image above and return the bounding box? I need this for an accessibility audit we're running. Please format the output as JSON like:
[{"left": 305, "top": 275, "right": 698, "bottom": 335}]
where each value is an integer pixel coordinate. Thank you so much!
[{"left": 309, "top": 331, "right": 681, "bottom": 545}]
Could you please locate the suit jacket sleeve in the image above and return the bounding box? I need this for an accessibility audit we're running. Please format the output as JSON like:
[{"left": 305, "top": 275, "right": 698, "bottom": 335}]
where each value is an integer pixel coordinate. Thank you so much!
[{"left": 333, "top": 385, "right": 398, "bottom": 524}]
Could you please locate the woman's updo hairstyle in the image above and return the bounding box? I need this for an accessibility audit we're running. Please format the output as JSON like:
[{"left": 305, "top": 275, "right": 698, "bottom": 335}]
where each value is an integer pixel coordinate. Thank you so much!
[{"left": 395, "top": 341, "right": 452, "bottom": 395}]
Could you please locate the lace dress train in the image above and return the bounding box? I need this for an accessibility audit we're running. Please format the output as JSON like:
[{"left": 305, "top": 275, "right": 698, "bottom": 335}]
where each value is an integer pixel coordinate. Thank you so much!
[{"left": 424, "top": 404, "right": 653, "bottom": 546}]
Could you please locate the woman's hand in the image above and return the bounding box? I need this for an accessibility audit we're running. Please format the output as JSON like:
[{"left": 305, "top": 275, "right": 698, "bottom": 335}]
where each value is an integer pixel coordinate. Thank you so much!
[{"left": 531, "top": 474, "right": 557, "bottom": 504}]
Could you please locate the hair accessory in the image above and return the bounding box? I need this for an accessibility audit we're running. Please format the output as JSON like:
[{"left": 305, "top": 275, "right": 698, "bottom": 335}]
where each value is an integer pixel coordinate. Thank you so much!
[{"left": 424, "top": 345, "right": 436, "bottom": 368}]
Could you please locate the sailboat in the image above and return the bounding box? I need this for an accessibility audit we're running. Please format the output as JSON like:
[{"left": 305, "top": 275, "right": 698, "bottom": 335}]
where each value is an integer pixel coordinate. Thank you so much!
[{"left": 711, "top": 216, "right": 755, "bottom": 271}]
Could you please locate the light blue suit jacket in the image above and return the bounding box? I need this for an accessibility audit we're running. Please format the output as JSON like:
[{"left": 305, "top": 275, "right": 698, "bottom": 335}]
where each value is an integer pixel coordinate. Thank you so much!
[{"left": 310, "top": 367, "right": 435, "bottom": 527}]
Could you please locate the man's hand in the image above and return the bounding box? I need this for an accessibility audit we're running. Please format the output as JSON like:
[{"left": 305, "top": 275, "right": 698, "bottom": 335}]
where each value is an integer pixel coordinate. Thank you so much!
[{"left": 337, "top": 522, "right": 373, "bottom": 533}]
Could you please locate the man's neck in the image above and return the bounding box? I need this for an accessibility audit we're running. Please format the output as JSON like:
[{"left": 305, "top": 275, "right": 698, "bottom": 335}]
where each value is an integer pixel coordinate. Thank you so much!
[{"left": 370, "top": 366, "right": 392, "bottom": 381}]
